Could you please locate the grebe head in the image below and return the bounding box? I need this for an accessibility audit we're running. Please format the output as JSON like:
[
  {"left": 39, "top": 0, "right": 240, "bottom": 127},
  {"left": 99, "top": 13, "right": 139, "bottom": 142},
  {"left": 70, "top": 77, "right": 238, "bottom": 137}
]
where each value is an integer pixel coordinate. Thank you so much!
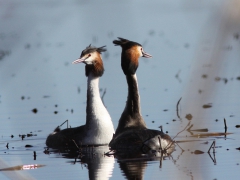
[
  {"left": 72, "top": 44, "right": 106, "bottom": 77},
  {"left": 113, "top": 37, "right": 152, "bottom": 75}
]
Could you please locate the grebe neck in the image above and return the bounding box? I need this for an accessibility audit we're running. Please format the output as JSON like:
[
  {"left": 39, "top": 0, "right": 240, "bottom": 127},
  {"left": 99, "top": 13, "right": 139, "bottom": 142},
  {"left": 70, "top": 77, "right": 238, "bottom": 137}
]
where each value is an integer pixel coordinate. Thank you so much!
[
  {"left": 115, "top": 73, "right": 146, "bottom": 135},
  {"left": 126, "top": 74, "right": 141, "bottom": 115},
  {"left": 85, "top": 72, "right": 109, "bottom": 128}
]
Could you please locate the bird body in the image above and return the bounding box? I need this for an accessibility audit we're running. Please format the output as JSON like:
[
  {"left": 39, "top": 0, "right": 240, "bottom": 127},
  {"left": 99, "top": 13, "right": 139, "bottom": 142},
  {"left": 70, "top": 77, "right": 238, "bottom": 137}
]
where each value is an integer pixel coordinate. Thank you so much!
[{"left": 110, "top": 38, "right": 174, "bottom": 154}]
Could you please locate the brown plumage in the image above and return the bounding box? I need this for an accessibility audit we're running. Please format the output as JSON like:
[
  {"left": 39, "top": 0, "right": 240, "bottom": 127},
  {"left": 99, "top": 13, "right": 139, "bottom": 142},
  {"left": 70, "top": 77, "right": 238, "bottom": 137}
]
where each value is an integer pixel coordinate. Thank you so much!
[
  {"left": 113, "top": 37, "right": 142, "bottom": 75},
  {"left": 110, "top": 37, "right": 174, "bottom": 154}
]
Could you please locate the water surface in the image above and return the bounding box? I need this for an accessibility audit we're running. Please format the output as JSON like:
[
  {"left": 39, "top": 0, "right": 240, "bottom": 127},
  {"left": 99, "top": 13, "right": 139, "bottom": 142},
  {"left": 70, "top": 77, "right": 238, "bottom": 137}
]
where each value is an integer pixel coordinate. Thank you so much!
[{"left": 1, "top": 0, "right": 240, "bottom": 179}]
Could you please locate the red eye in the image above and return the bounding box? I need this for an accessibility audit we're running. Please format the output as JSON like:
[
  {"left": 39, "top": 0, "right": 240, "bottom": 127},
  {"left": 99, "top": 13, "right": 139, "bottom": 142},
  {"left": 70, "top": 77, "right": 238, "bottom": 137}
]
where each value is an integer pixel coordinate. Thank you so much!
[{"left": 88, "top": 54, "right": 91, "bottom": 57}]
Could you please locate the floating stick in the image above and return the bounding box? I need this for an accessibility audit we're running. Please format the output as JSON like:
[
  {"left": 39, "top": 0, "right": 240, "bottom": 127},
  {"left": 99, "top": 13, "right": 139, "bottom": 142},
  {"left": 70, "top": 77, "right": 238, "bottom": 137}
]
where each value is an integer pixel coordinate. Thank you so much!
[{"left": 176, "top": 97, "right": 182, "bottom": 120}]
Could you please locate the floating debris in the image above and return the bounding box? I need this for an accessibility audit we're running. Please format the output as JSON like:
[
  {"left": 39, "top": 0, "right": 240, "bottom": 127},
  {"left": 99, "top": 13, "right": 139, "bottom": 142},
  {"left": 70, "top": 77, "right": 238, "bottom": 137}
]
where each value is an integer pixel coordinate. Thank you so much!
[
  {"left": 193, "top": 150, "right": 204, "bottom": 154},
  {"left": 191, "top": 128, "right": 208, "bottom": 132},
  {"left": 185, "top": 114, "right": 193, "bottom": 120},
  {"left": 25, "top": 145, "right": 33, "bottom": 148},
  {"left": 32, "top": 108, "right": 38, "bottom": 114},
  {"left": 203, "top": 103, "right": 212, "bottom": 108},
  {"left": 33, "top": 151, "right": 37, "bottom": 160},
  {"left": 191, "top": 132, "right": 232, "bottom": 138}
]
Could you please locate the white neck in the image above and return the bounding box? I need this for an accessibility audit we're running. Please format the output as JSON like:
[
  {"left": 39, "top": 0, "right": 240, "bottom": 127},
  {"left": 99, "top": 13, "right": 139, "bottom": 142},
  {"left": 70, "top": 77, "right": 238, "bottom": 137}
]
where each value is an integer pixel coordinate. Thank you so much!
[{"left": 83, "top": 72, "right": 115, "bottom": 144}]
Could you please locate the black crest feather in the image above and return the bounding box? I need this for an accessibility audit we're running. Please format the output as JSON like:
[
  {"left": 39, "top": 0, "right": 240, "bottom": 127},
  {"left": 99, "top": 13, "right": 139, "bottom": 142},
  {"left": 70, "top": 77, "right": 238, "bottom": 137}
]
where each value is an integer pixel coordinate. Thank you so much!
[
  {"left": 80, "top": 45, "right": 107, "bottom": 57},
  {"left": 113, "top": 37, "right": 142, "bottom": 49}
]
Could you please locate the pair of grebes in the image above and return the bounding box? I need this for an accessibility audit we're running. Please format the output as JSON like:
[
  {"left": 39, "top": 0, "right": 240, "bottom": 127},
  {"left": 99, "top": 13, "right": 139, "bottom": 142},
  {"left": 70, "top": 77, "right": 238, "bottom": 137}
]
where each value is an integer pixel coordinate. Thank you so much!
[{"left": 46, "top": 37, "right": 174, "bottom": 154}]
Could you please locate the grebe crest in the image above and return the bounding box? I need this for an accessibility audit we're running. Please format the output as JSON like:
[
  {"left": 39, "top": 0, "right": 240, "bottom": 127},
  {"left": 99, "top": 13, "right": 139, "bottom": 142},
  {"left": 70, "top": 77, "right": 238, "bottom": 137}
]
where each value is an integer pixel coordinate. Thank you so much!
[
  {"left": 113, "top": 37, "right": 152, "bottom": 75},
  {"left": 73, "top": 44, "right": 106, "bottom": 77}
]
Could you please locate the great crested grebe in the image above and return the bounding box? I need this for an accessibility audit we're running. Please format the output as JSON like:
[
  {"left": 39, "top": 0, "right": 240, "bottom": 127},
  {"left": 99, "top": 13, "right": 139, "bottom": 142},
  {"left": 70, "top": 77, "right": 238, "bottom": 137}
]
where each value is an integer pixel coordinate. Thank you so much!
[
  {"left": 46, "top": 45, "right": 115, "bottom": 148},
  {"left": 109, "top": 37, "right": 174, "bottom": 153}
]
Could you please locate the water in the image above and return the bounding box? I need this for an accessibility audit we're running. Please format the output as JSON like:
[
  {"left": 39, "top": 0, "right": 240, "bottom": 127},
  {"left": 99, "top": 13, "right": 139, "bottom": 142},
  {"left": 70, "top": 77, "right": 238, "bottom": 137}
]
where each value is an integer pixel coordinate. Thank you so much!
[{"left": 1, "top": 0, "right": 240, "bottom": 179}]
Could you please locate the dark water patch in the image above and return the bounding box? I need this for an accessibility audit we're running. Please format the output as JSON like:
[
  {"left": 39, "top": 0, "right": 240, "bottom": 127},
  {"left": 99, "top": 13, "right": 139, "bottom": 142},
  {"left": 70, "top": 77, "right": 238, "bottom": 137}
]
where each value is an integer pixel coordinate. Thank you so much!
[
  {"left": 233, "top": 33, "right": 239, "bottom": 40},
  {"left": 202, "top": 74, "right": 207, "bottom": 78},
  {"left": 0, "top": 49, "right": 11, "bottom": 61},
  {"left": 43, "top": 95, "right": 50, "bottom": 98},
  {"left": 25, "top": 43, "right": 31, "bottom": 49},
  {"left": 149, "top": 30, "right": 155, "bottom": 36},
  {"left": 215, "top": 77, "right": 221, "bottom": 81},
  {"left": 184, "top": 43, "right": 190, "bottom": 48}
]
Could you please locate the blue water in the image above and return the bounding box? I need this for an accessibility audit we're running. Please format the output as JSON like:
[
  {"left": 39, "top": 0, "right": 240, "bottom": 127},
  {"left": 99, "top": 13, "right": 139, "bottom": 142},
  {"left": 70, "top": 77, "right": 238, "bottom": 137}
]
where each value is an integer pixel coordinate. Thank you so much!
[{"left": 1, "top": 0, "right": 240, "bottom": 179}]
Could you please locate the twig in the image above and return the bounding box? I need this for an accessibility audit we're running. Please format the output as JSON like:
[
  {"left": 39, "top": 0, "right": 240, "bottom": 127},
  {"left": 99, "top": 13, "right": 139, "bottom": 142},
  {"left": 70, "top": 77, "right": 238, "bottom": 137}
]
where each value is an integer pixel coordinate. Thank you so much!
[
  {"left": 176, "top": 97, "right": 182, "bottom": 120},
  {"left": 159, "top": 151, "right": 163, "bottom": 168},
  {"left": 101, "top": 88, "right": 107, "bottom": 106},
  {"left": 158, "top": 136, "right": 162, "bottom": 151},
  {"left": 72, "top": 139, "right": 79, "bottom": 149},
  {"left": 208, "top": 140, "right": 216, "bottom": 153},
  {"left": 172, "top": 121, "right": 191, "bottom": 140},
  {"left": 59, "top": 119, "right": 69, "bottom": 128},
  {"left": 224, "top": 118, "right": 227, "bottom": 133}
]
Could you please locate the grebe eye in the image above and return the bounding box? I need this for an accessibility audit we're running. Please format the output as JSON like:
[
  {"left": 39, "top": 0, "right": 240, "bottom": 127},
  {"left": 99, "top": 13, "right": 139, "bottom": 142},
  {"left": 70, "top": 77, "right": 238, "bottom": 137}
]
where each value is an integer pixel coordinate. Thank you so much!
[{"left": 88, "top": 54, "right": 91, "bottom": 57}]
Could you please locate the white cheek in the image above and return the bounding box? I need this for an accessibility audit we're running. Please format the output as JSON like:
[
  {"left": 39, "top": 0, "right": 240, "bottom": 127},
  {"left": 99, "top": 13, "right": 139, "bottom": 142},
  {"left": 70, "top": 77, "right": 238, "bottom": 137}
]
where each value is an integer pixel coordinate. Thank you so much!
[{"left": 84, "top": 59, "right": 92, "bottom": 64}]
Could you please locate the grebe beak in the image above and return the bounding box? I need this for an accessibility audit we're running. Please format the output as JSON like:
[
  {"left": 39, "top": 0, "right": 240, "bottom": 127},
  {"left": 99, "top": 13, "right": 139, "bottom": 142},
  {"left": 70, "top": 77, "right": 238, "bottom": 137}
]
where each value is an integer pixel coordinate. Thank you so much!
[
  {"left": 142, "top": 50, "right": 152, "bottom": 58},
  {"left": 72, "top": 58, "right": 85, "bottom": 64}
]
